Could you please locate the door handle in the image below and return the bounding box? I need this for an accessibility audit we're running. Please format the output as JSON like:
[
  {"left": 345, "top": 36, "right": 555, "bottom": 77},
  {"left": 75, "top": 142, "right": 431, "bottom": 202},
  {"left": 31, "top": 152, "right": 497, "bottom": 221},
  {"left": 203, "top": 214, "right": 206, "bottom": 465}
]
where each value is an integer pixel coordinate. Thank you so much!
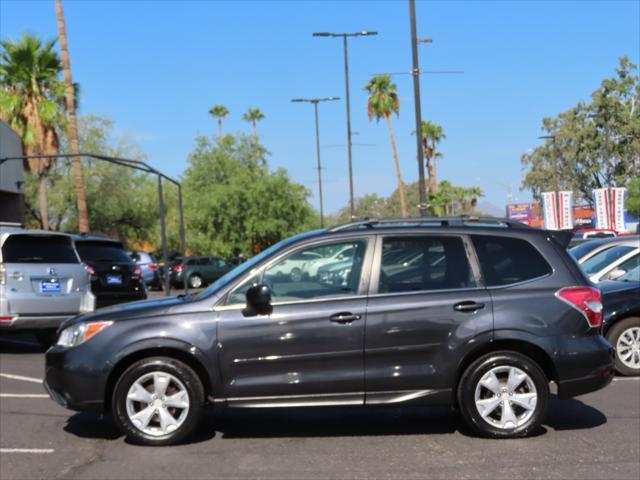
[
  {"left": 330, "top": 312, "right": 361, "bottom": 324},
  {"left": 453, "top": 301, "right": 485, "bottom": 313}
]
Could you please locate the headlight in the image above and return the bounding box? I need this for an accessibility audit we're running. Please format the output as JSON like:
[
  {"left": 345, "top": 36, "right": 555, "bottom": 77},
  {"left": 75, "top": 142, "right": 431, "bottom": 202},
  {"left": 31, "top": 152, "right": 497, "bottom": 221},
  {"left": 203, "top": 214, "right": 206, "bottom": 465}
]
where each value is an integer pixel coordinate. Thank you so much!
[{"left": 57, "top": 321, "right": 113, "bottom": 348}]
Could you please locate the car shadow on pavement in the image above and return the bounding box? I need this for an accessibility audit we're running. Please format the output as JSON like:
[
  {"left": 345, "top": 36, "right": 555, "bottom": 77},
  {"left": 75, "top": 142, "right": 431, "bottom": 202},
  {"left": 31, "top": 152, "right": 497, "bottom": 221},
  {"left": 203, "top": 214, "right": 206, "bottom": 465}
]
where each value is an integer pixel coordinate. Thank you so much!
[
  {"left": 544, "top": 394, "right": 607, "bottom": 431},
  {"left": 0, "top": 334, "right": 47, "bottom": 354}
]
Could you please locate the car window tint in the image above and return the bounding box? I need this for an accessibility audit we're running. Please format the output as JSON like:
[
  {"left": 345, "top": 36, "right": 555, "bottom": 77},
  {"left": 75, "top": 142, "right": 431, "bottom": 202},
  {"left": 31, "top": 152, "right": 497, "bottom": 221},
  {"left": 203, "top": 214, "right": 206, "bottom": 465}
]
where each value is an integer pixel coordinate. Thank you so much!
[
  {"left": 2, "top": 235, "right": 79, "bottom": 264},
  {"left": 75, "top": 242, "right": 132, "bottom": 263},
  {"left": 581, "top": 245, "right": 635, "bottom": 276},
  {"left": 216, "top": 259, "right": 228, "bottom": 268},
  {"left": 226, "top": 273, "right": 261, "bottom": 306},
  {"left": 261, "top": 240, "right": 367, "bottom": 303},
  {"left": 569, "top": 241, "right": 608, "bottom": 261},
  {"left": 613, "top": 254, "right": 640, "bottom": 276},
  {"left": 378, "top": 236, "right": 475, "bottom": 293},
  {"left": 471, "top": 236, "right": 552, "bottom": 286},
  {"left": 186, "top": 259, "right": 198, "bottom": 266}
]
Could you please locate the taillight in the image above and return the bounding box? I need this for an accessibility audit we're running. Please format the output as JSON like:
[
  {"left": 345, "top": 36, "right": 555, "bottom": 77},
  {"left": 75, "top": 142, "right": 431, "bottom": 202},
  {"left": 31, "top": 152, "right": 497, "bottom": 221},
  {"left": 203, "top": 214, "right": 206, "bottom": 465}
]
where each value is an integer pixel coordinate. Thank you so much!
[
  {"left": 174, "top": 265, "right": 184, "bottom": 272},
  {"left": 133, "top": 265, "right": 142, "bottom": 278},
  {"left": 0, "top": 316, "right": 14, "bottom": 322},
  {"left": 556, "top": 286, "right": 603, "bottom": 328},
  {"left": 0, "top": 264, "right": 5, "bottom": 285},
  {"left": 148, "top": 263, "right": 158, "bottom": 270},
  {"left": 84, "top": 264, "right": 96, "bottom": 276}
]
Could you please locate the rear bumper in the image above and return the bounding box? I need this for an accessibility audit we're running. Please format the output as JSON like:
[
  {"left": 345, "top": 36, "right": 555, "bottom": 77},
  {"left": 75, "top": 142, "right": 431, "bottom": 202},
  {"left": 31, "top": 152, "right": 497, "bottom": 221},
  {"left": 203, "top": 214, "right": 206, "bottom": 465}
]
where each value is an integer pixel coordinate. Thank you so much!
[
  {"left": 0, "top": 314, "right": 76, "bottom": 330},
  {"left": 556, "top": 336, "right": 615, "bottom": 399},
  {"left": 557, "top": 362, "right": 615, "bottom": 399}
]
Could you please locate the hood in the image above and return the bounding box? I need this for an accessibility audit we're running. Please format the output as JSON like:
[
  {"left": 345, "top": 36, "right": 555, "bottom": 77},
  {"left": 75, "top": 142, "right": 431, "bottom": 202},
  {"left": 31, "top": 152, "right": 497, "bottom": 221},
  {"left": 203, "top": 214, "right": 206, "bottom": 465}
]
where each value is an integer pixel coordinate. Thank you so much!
[{"left": 59, "top": 295, "right": 189, "bottom": 330}]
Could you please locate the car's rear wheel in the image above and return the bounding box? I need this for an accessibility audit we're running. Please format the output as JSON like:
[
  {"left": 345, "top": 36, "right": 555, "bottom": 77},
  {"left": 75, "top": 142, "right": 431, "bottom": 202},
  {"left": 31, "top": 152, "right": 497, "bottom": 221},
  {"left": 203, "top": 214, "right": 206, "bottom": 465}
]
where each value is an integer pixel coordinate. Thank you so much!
[
  {"left": 607, "top": 317, "right": 640, "bottom": 376},
  {"left": 112, "top": 357, "right": 204, "bottom": 446},
  {"left": 457, "top": 351, "right": 549, "bottom": 438},
  {"left": 188, "top": 274, "right": 203, "bottom": 289}
]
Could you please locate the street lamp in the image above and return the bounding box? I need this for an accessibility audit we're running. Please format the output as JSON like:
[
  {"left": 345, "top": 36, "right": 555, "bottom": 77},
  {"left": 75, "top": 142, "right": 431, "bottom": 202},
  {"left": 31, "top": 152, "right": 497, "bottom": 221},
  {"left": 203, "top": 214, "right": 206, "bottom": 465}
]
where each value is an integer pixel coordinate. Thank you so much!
[
  {"left": 313, "top": 30, "right": 378, "bottom": 219},
  {"left": 291, "top": 97, "right": 340, "bottom": 228}
]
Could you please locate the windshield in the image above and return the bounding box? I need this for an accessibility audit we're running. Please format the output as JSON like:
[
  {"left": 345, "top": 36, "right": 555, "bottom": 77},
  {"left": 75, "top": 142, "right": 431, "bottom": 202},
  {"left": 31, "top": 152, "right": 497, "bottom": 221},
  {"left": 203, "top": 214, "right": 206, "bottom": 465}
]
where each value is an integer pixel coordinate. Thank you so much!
[
  {"left": 193, "top": 231, "right": 323, "bottom": 300},
  {"left": 569, "top": 240, "right": 609, "bottom": 260},
  {"left": 580, "top": 245, "right": 635, "bottom": 276}
]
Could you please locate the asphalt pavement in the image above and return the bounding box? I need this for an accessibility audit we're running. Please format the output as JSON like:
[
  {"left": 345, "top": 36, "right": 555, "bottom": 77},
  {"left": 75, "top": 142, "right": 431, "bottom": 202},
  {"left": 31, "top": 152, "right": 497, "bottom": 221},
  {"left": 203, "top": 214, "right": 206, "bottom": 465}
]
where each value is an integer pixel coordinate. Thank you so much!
[{"left": 1, "top": 331, "right": 639, "bottom": 480}]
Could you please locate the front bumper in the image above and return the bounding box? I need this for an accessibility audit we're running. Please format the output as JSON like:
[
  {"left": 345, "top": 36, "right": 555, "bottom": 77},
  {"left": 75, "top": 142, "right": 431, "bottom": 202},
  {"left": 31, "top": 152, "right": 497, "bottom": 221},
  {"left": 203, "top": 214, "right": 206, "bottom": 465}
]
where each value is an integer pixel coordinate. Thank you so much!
[{"left": 44, "top": 344, "right": 108, "bottom": 413}]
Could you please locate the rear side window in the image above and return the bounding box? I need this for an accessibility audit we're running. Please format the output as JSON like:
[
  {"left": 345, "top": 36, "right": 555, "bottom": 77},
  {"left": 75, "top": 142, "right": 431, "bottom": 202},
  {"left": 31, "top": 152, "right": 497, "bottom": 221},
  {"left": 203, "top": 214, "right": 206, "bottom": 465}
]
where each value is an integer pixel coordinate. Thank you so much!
[
  {"left": 378, "top": 236, "right": 476, "bottom": 293},
  {"left": 75, "top": 242, "right": 132, "bottom": 263},
  {"left": 471, "top": 236, "right": 552, "bottom": 286},
  {"left": 1, "top": 235, "right": 79, "bottom": 264}
]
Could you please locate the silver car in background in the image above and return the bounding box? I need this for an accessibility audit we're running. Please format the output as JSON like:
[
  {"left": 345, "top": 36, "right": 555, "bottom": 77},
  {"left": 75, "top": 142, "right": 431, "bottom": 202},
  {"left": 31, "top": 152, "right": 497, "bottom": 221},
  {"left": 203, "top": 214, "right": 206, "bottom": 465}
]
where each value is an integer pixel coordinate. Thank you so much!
[{"left": 0, "top": 226, "right": 95, "bottom": 345}]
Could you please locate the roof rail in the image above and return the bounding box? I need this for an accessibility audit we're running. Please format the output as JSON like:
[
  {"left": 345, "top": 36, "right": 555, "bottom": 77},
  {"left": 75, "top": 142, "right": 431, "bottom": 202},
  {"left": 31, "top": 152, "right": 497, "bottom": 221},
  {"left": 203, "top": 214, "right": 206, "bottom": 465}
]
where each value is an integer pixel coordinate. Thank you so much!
[{"left": 327, "top": 215, "right": 531, "bottom": 232}]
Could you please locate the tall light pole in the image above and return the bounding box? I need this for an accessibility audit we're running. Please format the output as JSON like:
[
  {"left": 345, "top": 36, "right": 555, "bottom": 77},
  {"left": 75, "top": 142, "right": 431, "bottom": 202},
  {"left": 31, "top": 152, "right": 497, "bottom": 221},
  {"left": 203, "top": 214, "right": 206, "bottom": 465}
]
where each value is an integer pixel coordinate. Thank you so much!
[
  {"left": 292, "top": 97, "right": 340, "bottom": 228},
  {"left": 313, "top": 31, "right": 378, "bottom": 219},
  {"left": 409, "top": 0, "right": 428, "bottom": 217}
]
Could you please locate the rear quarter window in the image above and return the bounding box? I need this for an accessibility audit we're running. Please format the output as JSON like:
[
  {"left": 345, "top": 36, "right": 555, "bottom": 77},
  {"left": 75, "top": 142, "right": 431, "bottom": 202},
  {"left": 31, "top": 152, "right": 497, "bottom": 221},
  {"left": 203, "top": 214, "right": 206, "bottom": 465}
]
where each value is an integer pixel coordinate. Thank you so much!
[
  {"left": 471, "top": 235, "right": 552, "bottom": 286},
  {"left": 1, "top": 235, "right": 79, "bottom": 264}
]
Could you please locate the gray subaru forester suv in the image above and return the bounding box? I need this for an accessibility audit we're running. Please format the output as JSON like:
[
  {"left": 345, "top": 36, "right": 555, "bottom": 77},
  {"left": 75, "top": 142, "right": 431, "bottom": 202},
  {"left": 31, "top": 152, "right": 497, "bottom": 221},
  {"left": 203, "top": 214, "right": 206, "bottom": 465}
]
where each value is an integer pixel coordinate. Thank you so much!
[
  {"left": 0, "top": 226, "right": 95, "bottom": 345},
  {"left": 45, "top": 217, "right": 614, "bottom": 445}
]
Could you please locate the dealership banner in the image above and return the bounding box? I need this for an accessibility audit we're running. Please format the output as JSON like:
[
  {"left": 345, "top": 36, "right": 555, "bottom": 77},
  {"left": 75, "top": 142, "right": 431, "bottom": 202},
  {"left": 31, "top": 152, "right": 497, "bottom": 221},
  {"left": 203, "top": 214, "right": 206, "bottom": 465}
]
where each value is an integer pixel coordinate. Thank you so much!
[
  {"left": 541, "top": 191, "right": 559, "bottom": 230},
  {"left": 610, "top": 187, "right": 627, "bottom": 232},
  {"left": 558, "top": 191, "right": 574, "bottom": 230},
  {"left": 506, "top": 204, "right": 532, "bottom": 224},
  {"left": 593, "top": 188, "right": 612, "bottom": 229}
]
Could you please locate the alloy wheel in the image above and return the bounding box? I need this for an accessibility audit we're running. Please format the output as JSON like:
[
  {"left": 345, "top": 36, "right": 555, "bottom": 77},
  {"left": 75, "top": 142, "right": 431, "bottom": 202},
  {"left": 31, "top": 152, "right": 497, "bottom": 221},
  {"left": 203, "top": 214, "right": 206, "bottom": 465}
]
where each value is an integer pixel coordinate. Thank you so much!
[
  {"left": 474, "top": 366, "right": 538, "bottom": 430},
  {"left": 125, "top": 371, "right": 190, "bottom": 436},
  {"left": 617, "top": 326, "right": 640, "bottom": 370}
]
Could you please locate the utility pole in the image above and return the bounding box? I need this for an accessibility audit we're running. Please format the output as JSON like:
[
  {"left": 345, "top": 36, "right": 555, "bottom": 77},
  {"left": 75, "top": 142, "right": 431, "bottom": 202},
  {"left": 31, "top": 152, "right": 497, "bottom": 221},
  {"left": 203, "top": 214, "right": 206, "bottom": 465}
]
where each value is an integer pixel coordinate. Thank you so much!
[
  {"left": 313, "top": 31, "right": 378, "bottom": 219},
  {"left": 409, "top": 0, "right": 428, "bottom": 217},
  {"left": 292, "top": 97, "right": 340, "bottom": 228}
]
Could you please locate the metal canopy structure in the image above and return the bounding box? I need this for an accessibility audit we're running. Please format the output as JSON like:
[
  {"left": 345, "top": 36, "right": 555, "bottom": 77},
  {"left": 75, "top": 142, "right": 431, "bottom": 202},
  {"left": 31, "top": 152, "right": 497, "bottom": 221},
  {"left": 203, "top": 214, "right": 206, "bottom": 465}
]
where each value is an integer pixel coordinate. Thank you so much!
[{"left": 0, "top": 153, "right": 187, "bottom": 296}]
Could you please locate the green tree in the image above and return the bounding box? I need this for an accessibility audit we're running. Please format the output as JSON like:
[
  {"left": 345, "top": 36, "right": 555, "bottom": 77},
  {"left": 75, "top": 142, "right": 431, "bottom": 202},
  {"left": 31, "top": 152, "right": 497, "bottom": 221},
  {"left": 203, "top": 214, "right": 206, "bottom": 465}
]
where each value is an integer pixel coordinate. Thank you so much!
[
  {"left": 0, "top": 34, "right": 66, "bottom": 229},
  {"left": 183, "top": 134, "right": 314, "bottom": 256},
  {"left": 365, "top": 75, "right": 408, "bottom": 218},
  {"left": 327, "top": 193, "right": 387, "bottom": 225},
  {"left": 421, "top": 120, "right": 446, "bottom": 195},
  {"left": 242, "top": 108, "right": 264, "bottom": 137},
  {"left": 209, "top": 104, "right": 229, "bottom": 138},
  {"left": 626, "top": 178, "right": 640, "bottom": 217},
  {"left": 522, "top": 57, "right": 640, "bottom": 204}
]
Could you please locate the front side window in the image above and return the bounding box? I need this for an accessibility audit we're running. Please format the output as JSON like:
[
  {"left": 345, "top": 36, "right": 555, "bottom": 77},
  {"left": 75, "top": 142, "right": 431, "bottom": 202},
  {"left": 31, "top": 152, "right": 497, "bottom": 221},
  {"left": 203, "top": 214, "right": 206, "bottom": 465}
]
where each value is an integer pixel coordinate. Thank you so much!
[
  {"left": 378, "top": 236, "right": 475, "bottom": 293},
  {"left": 471, "top": 236, "right": 552, "bottom": 286},
  {"left": 225, "top": 240, "right": 368, "bottom": 305}
]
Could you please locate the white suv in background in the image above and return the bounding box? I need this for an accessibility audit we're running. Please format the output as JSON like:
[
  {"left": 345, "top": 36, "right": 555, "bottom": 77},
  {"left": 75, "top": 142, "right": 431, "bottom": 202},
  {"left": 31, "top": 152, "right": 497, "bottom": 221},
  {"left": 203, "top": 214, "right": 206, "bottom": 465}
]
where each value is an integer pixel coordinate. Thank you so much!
[{"left": 0, "top": 226, "right": 95, "bottom": 346}]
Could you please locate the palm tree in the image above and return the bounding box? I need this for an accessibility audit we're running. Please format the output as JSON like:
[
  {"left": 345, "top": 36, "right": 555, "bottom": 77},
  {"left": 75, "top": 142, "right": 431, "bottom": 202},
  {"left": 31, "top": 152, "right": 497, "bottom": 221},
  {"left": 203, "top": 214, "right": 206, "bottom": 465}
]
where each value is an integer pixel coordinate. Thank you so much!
[
  {"left": 55, "top": 0, "right": 89, "bottom": 233},
  {"left": 421, "top": 120, "right": 446, "bottom": 194},
  {"left": 0, "top": 34, "right": 66, "bottom": 229},
  {"left": 242, "top": 108, "right": 264, "bottom": 137},
  {"left": 365, "top": 75, "right": 408, "bottom": 217},
  {"left": 209, "top": 104, "right": 229, "bottom": 138}
]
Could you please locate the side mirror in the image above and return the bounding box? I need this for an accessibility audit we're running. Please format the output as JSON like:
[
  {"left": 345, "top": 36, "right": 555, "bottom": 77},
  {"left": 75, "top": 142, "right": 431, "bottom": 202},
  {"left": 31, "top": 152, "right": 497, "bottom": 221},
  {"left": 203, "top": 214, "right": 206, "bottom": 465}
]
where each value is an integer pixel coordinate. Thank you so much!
[
  {"left": 607, "top": 268, "right": 626, "bottom": 281},
  {"left": 243, "top": 283, "right": 272, "bottom": 316}
]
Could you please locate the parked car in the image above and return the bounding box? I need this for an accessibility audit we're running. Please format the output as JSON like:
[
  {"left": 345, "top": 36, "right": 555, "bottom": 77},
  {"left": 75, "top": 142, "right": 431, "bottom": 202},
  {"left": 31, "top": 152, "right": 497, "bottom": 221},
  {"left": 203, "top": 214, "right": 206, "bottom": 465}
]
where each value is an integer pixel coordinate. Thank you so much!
[
  {"left": 168, "top": 256, "right": 233, "bottom": 288},
  {"left": 73, "top": 235, "right": 146, "bottom": 308},
  {"left": 0, "top": 227, "right": 94, "bottom": 346},
  {"left": 45, "top": 216, "right": 613, "bottom": 445},
  {"left": 128, "top": 251, "right": 162, "bottom": 290},
  {"left": 569, "top": 228, "right": 617, "bottom": 247},
  {"left": 266, "top": 250, "right": 323, "bottom": 282},
  {"left": 577, "top": 240, "right": 640, "bottom": 283},
  {"left": 569, "top": 236, "right": 640, "bottom": 263},
  {"left": 600, "top": 268, "right": 640, "bottom": 376}
]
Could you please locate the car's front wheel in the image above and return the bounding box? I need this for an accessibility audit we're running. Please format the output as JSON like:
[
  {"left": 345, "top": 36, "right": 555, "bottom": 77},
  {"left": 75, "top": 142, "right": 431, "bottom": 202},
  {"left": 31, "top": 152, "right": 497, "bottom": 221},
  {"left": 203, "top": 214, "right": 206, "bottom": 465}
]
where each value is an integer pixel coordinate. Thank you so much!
[
  {"left": 112, "top": 357, "right": 205, "bottom": 446},
  {"left": 457, "top": 351, "right": 549, "bottom": 438}
]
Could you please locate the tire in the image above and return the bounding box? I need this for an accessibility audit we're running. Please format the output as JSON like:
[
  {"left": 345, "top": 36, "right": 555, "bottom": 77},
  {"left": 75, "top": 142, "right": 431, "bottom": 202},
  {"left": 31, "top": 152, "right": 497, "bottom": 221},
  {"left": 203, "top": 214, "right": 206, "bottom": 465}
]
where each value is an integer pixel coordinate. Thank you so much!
[
  {"left": 188, "top": 274, "right": 203, "bottom": 289},
  {"left": 457, "top": 351, "right": 549, "bottom": 438},
  {"left": 35, "top": 330, "right": 57, "bottom": 349},
  {"left": 607, "top": 317, "right": 640, "bottom": 376},
  {"left": 112, "top": 357, "right": 205, "bottom": 446}
]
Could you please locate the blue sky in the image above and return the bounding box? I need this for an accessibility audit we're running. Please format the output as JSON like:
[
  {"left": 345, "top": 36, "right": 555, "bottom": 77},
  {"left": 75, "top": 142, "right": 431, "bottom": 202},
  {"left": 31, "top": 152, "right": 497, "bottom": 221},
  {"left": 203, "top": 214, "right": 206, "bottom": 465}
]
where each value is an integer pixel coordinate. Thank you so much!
[{"left": 2, "top": 0, "right": 638, "bottom": 214}]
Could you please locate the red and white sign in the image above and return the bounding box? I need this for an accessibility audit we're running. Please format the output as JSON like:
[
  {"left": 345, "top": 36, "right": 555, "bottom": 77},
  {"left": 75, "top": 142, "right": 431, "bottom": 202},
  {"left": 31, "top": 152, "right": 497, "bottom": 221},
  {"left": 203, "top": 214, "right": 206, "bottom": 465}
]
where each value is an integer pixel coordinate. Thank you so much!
[
  {"left": 558, "top": 191, "right": 574, "bottom": 230},
  {"left": 541, "top": 192, "right": 559, "bottom": 230},
  {"left": 610, "top": 187, "right": 627, "bottom": 232},
  {"left": 593, "top": 188, "right": 612, "bottom": 230}
]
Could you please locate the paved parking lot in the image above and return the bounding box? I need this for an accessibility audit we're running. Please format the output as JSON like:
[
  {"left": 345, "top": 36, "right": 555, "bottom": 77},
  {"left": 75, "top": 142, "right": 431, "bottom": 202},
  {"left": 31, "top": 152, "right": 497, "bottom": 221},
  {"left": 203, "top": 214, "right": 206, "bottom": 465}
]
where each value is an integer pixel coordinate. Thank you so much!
[{"left": 1, "top": 333, "right": 639, "bottom": 480}]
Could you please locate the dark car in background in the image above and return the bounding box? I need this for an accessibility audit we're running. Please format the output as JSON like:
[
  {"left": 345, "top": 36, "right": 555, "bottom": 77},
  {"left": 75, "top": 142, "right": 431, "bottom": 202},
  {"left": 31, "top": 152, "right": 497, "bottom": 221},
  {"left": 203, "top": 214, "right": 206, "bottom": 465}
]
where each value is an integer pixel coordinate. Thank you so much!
[
  {"left": 74, "top": 236, "right": 147, "bottom": 308},
  {"left": 168, "top": 256, "right": 233, "bottom": 289},
  {"left": 46, "top": 217, "right": 614, "bottom": 446},
  {"left": 128, "top": 251, "right": 162, "bottom": 290}
]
